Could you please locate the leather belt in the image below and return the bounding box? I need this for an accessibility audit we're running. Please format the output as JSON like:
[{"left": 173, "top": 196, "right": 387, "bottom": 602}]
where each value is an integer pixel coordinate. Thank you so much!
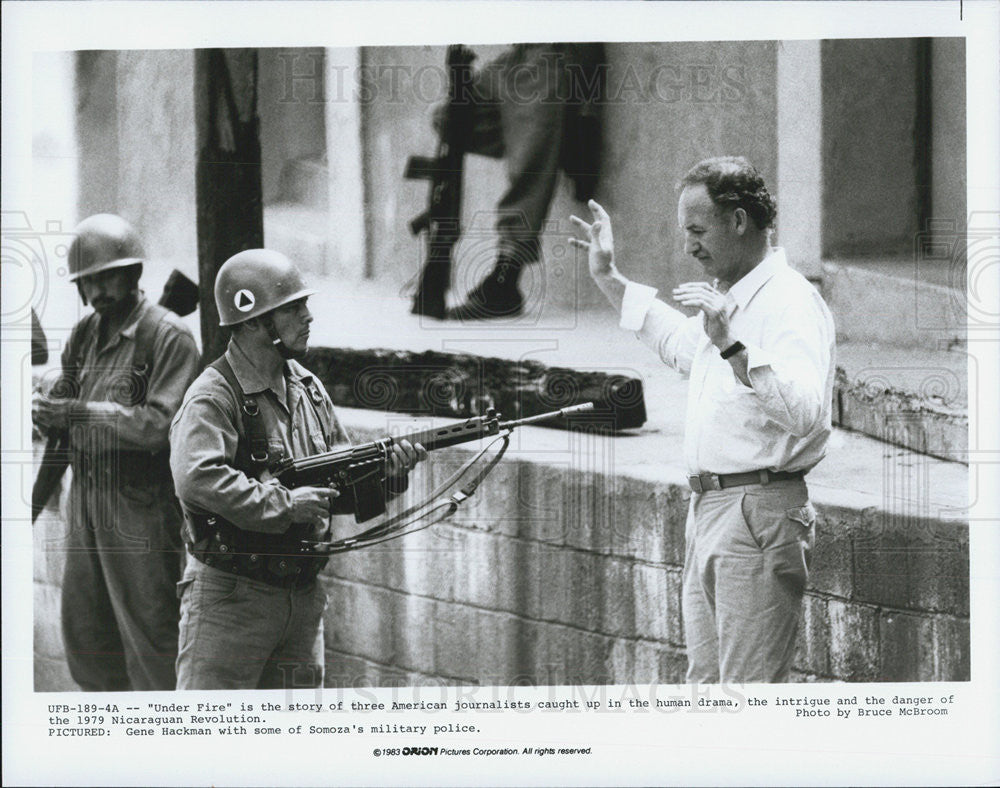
[
  {"left": 190, "top": 545, "right": 324, "bottom": 589},
  {"left": 187, "top": 516, "right": 326, "bottom": 590},
  {"left": 687, "top": 469, "right": 804, "bottom": 493}
]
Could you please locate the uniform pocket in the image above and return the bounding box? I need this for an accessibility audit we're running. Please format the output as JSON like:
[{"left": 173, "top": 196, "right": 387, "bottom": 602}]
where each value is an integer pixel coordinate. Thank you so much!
[{"left": 120, "top": 482, "right": 158, "bottom": 506}]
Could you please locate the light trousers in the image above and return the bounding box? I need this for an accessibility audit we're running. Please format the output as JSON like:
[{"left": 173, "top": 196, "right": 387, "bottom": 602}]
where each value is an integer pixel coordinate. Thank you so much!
[{"left": 682, "top": 479, "right": 816, "bottom": 684}]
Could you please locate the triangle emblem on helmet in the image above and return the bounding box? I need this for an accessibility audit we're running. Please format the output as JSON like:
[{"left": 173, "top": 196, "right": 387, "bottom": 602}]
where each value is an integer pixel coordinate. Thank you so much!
[{"left": 235, "top": 289, "right": 256, "bottom": 311}]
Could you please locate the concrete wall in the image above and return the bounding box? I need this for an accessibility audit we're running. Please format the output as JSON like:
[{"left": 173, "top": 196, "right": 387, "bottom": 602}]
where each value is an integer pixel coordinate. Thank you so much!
[
  {"left": 259, "top": 47, "right": 327, "bottom": 206},
  {"left": 930, "top": 38, "right": 966, "bottom": 232},
  {"left": 75, "top": 50, "right": 198, "bottom": 282},
  {"left": 322, "top": 422, "right": 969, "bottom": 687},
  {"left": 361, "top": 41, "right": 778, "bottom": 310},
  {"left": 821, "top": 39, "right": 921, "bottom": 258},
  {"left": 34, "top": 410, "right": 969, "bottom": 691}
]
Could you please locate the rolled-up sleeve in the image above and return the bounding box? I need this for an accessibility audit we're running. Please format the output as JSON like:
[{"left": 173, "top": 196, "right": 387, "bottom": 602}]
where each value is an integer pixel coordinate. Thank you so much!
[
  {"left": 76, "top": 323, "right": 201, "bottom": 452},
  {"left": 169, "top": 392, "right": 294, "bottom": 534},
  {"left": 742, "top": 298, "right": 833, "bottom": 437}
]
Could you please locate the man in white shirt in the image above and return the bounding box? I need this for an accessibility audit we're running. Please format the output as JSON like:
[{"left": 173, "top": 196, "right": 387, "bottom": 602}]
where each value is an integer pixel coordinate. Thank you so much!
[{"left": 570, "top": 156, "right": 836, "bottom": 683}]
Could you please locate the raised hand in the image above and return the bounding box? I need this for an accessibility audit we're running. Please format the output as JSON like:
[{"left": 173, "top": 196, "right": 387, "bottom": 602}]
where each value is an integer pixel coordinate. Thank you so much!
[{"left": 569, "top": 200, "right": 616, "bottom": 279}]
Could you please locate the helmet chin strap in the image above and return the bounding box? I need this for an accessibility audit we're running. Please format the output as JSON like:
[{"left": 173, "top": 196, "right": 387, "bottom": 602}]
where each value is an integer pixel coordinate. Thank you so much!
[{"left": 262, "top": 315, "right": 303, "bottom": 361}]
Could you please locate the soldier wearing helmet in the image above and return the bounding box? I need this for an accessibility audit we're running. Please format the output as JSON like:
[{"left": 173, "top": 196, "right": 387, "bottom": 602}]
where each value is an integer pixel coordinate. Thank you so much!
[
  {"left": 31, "top": 213, "right": 201, "bottom": 691},
  {"left": 168, "top": 249, "right": 425, "bottom": 690}
]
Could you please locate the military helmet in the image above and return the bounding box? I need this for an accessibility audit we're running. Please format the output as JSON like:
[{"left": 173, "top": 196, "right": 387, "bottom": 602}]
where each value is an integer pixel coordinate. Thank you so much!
[
  {"left": 67, "top": 214, "right": 145, "bottom": 282},
  {"left": 214, "top": 249, "right": 317, "bottom": 326}
]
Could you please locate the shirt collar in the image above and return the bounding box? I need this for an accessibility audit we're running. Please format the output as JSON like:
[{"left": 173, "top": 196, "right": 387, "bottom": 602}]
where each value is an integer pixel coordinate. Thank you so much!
[
  {"left": 224, "top": 338, "right": 314, "bottom": 396},
  {"left": 225, "top": 337, "right": 282, "bottom": 396},
  {"left": 725, "top": 247, "right": 787, "bottom": 312}
]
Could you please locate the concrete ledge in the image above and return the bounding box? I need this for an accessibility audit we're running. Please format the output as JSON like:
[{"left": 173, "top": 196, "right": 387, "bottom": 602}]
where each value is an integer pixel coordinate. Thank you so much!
[
  {"left": 834, "top": 367, "right": 967, "bottom": 463},
  {"left": 317, "top": 409, "right": 969, "bottom": 686},
  {"left": 31, "top": 404, "right": 969, "bottom": 689}
]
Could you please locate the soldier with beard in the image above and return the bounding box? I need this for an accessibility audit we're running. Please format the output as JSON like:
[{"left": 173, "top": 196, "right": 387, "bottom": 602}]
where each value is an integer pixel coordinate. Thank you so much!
[{"left": 32, "top": 213, "right": 200, "bottom": 690}]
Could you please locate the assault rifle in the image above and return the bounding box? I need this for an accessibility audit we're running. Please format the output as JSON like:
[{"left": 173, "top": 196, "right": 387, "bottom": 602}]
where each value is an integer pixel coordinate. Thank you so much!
[
  {"left": 274, "top": 402, "right": 595, "bottom": 524},
  {"left": 31, "top": 269, "right": 199, "bottom": 522},
  {"left": 405, "top": 44, "right": 477, "bottom": 319}
]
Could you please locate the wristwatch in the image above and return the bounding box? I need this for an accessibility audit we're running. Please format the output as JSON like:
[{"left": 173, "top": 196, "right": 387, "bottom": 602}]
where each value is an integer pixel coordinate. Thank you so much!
[{"left": 720, "top": 340, "right": 745, "bottom": 360}]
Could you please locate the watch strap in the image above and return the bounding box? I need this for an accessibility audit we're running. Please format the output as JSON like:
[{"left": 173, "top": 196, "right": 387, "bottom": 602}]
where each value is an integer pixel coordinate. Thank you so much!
[{"left": 720, "top": 340, "right": 745, "bottom": 360}]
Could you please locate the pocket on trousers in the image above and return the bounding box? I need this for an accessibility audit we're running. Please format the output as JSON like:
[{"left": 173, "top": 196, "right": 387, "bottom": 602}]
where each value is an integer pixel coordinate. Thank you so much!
[
  {"left": 196, "top": 570, "right": 241, "bottom": 612},
  {"left": 786, "top": 502, "right": 817, "bottom": 529},
  {"left": 738, "top": 493, "right": 764, "bottom": 550}
]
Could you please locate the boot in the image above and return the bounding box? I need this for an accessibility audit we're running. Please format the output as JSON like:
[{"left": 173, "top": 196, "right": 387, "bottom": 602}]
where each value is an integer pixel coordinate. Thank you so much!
[{"left": 446, "top": 257, "right": 524, "bottom": 320}]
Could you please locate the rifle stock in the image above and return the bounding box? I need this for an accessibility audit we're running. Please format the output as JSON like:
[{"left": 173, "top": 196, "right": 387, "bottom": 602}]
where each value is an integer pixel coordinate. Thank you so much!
[{"left": 31, "top": 432, "right": 70, "bottom": 523}]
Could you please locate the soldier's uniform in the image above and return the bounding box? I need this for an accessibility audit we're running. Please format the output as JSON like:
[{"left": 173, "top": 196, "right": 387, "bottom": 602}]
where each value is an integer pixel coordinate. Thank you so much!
[
  {"left": 169, "top": 340, "right": 350, "bottom": 689},
  {"left": 52, "top": 215, "right": 201, "bottom": 691},
  {"left": 168, "top": 249, "right": 399, "bottom": 690}
]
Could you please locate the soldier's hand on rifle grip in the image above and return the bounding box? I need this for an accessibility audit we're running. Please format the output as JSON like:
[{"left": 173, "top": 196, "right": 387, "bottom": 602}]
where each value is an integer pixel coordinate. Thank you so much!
[
  {"left": 386, "top": 439, "right": 427, "bottom": 477},
  {"left": 290, "top": 485, "right": 340, "bottom": 527}
]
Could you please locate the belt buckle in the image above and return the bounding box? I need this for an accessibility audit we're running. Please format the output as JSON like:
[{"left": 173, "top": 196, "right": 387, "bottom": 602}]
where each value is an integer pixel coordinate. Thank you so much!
[{"left": 689, "top": 473, "right": 722, "bottom": 493}]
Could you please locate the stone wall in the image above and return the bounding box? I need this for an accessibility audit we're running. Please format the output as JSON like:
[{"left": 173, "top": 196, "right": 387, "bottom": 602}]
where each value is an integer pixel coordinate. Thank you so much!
[
  {"left": 34, "top": 411, "right": 969, "bottom": 691},
  {"left": 362, "top": 41, "right": 779, "bottom": 309},
  {"left": 322, "top": 421, "right": 969, "bottom": 687}
]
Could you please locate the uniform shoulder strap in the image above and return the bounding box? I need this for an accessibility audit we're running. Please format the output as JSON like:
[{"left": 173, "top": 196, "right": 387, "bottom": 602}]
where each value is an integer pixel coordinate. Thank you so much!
[
  {"left": 132, "top": 302, "right": 170, "bottom": 377},
  {"left": 208, "top": 355, "right": 272, "bottom": 474}
]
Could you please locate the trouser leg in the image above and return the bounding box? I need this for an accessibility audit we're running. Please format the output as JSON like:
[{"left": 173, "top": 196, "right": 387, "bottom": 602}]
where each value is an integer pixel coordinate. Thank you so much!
[
  {"left": 495, "top": 44, "right": 566, "bottom": 264},
  {"left": 95, "top": 490, "right": 185, "bottom": 691},
  {"left": 682, "top": 498, "right": 721, "bottom": 683},
  {"left": 176, "top": 563, "right": 286, "bottom": 690},
  {"left": 258, "top": 582, "right": 327, "bottom": 690},
  {"left": 685, "top": 482, "right": 813, "bottom": 684},
  {"left": 60, "top": 482, "right": 130, "bottom": 691},
  {"left": 715, "top": 484, "right": 813, "bottom": 683}
]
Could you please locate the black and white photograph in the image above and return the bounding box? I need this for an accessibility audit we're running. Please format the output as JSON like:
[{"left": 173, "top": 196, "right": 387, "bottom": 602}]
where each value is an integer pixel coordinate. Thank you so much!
[{"left": 3, "top": 1, "right": 998, "bottom": 786}]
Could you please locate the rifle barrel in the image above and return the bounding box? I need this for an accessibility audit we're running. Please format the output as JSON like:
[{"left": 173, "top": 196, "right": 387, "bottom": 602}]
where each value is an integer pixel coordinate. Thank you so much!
[{"left": 500, "top": 402, "right": 595, "bottom": 430}]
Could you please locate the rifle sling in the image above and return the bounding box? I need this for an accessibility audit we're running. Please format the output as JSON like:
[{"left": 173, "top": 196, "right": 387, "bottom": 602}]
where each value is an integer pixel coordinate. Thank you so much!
[{"left": 299, "top": 431, "right": 511, "bottom": 554}]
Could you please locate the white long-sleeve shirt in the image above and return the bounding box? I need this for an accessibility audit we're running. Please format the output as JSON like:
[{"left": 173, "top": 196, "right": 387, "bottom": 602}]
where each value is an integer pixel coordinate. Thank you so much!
[{"left": 620, "top": 248, "right": 836, "bottom": 476}]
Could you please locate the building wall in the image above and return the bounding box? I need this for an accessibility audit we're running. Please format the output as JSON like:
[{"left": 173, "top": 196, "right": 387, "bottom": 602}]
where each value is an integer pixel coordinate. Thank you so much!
[
  {"left": 258, "top": 47, "right": 327, "bottom": 206},
  {"left": 361, "top": 41, "right": 778, "bottom": 310},
  {"left": 821, "top": 39, "right": 921, "bottom": 258},
  {"left": 930, "top": 38, "right": 967, "bottom": 233},
  {"left": 33, "top": 411, "right": 970, "bottom": 691},
  {"left": 75, "top": 50, "right": 199, "bottom": 282}
]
